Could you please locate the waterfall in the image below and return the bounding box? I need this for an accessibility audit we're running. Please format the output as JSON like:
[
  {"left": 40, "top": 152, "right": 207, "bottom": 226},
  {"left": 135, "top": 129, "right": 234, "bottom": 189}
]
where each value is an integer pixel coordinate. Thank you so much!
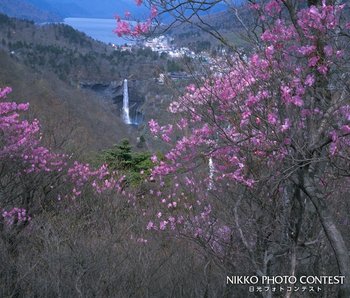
[
  {"left": 208, "top": 157, "right": 214, "bottom": 190},
  {"left": 123, "top": 79, "right": 131, "bottom": 124}
]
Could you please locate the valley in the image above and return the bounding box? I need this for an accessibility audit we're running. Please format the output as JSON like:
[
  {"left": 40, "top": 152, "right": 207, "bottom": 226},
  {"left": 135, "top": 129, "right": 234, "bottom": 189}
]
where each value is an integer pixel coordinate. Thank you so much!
[{"left": 0, "top": 13, "right": 194, "bottom": 155}]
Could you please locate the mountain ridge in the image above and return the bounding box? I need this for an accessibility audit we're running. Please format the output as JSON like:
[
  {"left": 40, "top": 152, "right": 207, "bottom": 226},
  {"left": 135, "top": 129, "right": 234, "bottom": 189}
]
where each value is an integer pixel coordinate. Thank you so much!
[
  {"left": 0, "top": 0, "right": 61, "bottom": 22},
  {"left": 0, "top": 0, "right": 148, "bottom": 22}
]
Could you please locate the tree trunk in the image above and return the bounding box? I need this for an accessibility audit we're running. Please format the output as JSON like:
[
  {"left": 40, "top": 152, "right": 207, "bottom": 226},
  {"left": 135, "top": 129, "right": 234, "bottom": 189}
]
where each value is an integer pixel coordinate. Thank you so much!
[{"left": 303, "top": 173, "right": 350, "bottom": 297}]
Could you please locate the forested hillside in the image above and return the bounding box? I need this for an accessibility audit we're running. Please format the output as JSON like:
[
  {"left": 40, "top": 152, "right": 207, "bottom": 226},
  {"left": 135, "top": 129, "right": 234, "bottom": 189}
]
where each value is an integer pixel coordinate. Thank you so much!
[
  {"left": 0, "top": 13, "right": 181, "bottom": 153},
  {"left": 0, "top": 14, "right": 169, "bottom": 82}
]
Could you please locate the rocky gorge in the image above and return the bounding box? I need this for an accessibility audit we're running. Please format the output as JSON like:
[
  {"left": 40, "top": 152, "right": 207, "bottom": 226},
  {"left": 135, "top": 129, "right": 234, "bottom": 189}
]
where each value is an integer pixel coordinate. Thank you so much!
[{"left": 80, "top": 79, "right": 145, "bottom": 126}]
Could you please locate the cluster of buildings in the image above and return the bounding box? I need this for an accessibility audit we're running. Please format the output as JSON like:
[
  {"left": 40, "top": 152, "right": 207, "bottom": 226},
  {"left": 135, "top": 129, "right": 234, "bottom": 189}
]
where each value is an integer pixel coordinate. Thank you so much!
[
  {"left": 141, "top": 35, "right": 196, "bottom": 58},
  {"left": 112, "top": 35, "right": 197, "bottom": 59}
]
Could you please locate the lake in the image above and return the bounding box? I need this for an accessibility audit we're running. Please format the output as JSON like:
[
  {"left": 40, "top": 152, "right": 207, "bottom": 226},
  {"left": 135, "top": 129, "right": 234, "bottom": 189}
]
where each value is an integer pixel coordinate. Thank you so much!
[{"left": 64, "top": 17, "right": 132, "bottom": 45}]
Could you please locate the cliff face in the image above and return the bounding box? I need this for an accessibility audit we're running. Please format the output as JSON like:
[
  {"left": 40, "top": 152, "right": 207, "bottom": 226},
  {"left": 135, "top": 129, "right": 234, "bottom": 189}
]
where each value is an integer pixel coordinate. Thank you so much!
[{"left": 80, "top": 79, "right": 146, "bottom": 125}]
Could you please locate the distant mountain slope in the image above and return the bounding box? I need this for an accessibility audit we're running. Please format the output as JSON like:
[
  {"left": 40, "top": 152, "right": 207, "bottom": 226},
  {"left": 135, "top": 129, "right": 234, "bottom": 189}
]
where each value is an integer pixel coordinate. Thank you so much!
[
  {"left": 30, "top": 0, "right": 148, "bottom": 18},
  {"left": 0, "top": 0, "right": 235, "bottom": 26},
  {"left": 0, "top": 0, "right": 61, "bottom": 22},
  {"left": 0, "top": 0, "right": 148, "bottom": 22},
  {"left": 164, "top": 6, "right": 251, "bottom": 52},
  {"left": 27, "top": 0, "right": 90, "bottom": 18}
]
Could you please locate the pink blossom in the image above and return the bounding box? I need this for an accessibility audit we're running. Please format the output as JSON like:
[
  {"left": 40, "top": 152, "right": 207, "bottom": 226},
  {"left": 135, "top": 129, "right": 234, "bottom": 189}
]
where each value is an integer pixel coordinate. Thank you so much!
[
  {"left": 146, "top": 221, "right": 154, "bottom": 230},
  {"left": 114, "top": 21, "right": 131, "bottom": 37},
  {"left": 308, "top": 56, "right": 319, "bottom": 67},
  {"left": 249, "top": 3, "right": 260, "bottom": 10},
  {"left": 341, "top": 125, "right": 350, "bottom": 134},
  {"left": 268, "top": 113, "right": 278, "bottom": 125},
  {"left": 297, "top": 45, "right": 316, "bottom": 56},
  {"left": 265, "top": 45, "right": 275, "bottom": 59},
  {"left": 151, "top": 155, "right": 158, "bottom": 163},
  {"left": 135, "top": 0, "right": 143, "bottom": 6},
  {"left": 265, "top": 0, "right": 281, "bottom": 16},
  {"left": 324, "top": 45, "right": 333, "bottom": 57},
  {"left": 305, "top": 74, "right": 315, "bottom": 87},
  {"left": 317, "top": 65, "right": 328, "bottom": 75},
  {"left": 2, "top": 207, "right": 31, "bottom": 225},
  {"left": 125, "top": 11, "right": 131, "bottom": 18},
  {"left": 159, "top": 220, "right": 168, "bottom": 230},
  {"left": 150, "top": 5, "right": 158, "bottom": 18},
  {"left": 281, "top": 118, "right": 291, "bottom": 132},
  {"left": 292, "top": 96, "right": 304, "bottom": 107},
  {"left": 149, "top": 119, "right": 160, "bottom": 134}
]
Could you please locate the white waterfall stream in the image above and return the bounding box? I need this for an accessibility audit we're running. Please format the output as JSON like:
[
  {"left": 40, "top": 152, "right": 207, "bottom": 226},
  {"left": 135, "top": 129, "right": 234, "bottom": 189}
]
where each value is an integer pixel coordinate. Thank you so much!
[
  {"left": 208, "top": 157, "right": 214, "bottom": 190},
  {"left": 122, "top": 79, "right": 131, "bottom": 124}
]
